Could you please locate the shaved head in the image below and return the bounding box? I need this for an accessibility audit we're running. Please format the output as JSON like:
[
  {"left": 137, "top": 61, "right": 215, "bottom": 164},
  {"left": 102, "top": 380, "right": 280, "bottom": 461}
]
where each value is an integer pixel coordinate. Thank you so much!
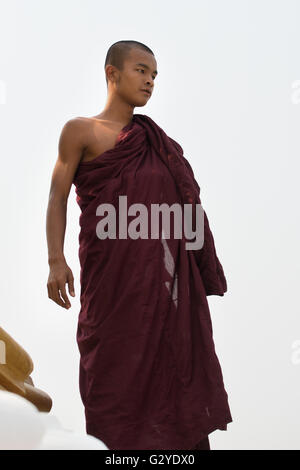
[{"left": 104, "top": 40, "right": 155, "bottom": 85}]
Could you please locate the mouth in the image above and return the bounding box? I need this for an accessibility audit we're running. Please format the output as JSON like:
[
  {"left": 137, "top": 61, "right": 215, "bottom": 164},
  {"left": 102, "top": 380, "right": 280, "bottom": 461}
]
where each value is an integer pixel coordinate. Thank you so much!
[{"left": 141, "top": 89, "right": 151, "bottom": 96}]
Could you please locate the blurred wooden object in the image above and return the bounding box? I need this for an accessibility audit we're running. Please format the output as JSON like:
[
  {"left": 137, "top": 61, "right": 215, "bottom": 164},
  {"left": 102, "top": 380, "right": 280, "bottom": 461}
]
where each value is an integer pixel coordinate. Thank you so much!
[{"left": 0, "top": 327, "right": 52, "bottom": 412}]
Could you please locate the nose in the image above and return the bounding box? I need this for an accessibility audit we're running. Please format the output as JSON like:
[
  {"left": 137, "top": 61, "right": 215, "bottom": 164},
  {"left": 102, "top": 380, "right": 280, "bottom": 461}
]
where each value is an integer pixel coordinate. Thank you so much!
[
  {"left": 145, "top": 74, "right": 154, "bottom": 87},
  {"left": 145, "top": 78, "right": 153, "bottom": 89}
]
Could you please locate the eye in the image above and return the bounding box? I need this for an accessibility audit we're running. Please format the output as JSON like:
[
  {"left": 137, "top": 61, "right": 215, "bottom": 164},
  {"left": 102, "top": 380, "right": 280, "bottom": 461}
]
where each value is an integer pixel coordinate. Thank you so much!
[{"left": 137, "top": 68, "right": 156, "bottom": 80}]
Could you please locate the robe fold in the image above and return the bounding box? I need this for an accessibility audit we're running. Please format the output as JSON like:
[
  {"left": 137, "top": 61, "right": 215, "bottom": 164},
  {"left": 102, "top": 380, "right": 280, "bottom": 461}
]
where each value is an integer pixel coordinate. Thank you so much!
[{"left": 72, "top": 113, "right": 232, "bottom": 450}]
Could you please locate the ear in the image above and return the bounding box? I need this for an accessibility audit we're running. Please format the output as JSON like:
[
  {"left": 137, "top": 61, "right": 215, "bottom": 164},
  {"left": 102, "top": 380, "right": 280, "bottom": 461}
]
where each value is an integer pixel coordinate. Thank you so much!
[{"left": 105, "top": 64, "right": 118, "bottom": 84}]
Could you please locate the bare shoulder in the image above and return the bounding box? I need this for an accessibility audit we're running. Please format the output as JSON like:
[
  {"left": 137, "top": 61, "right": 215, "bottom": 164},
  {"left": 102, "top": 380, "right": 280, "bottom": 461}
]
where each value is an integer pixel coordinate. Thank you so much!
[
  {"left": 64, "top": 115, "right": 107, "bottom": 142},
  {"left": 69, "top": 115, "right": 120, "bottom": 163},
  {"left": 57, "top": 117, "right": 90, "bottom": 164},
  {"left": 60, "top": 116, "right": 89, "bottom": 141}
]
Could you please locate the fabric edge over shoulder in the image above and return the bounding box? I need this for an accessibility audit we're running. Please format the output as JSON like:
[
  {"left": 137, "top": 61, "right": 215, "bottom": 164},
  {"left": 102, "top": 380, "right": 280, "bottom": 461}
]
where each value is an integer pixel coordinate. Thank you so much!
[{"left": 168, "top": 134, "right": 228, "bottom": 297}]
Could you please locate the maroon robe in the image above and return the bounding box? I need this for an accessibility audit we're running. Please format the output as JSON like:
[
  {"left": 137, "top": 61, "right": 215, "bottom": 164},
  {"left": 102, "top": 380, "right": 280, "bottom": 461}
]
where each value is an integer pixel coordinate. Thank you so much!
[{"left": 72, "top": 113, "right": 232, "bottom": 450}]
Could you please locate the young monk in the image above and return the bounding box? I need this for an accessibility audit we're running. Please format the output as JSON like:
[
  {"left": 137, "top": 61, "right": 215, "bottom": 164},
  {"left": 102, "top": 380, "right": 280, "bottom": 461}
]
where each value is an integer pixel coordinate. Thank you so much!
[{"left": 46, "top": 40, "right": 232, "bottom": 450}]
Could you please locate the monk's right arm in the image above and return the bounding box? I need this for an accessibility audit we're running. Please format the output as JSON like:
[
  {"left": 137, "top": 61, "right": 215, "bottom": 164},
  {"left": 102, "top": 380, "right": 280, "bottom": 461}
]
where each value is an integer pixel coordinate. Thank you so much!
[
  {"left": 46, "top": 118, "right": 86, "bottom": 309},
  {"left": 46, "top": 188, "right": 68, "bottom": 266}
]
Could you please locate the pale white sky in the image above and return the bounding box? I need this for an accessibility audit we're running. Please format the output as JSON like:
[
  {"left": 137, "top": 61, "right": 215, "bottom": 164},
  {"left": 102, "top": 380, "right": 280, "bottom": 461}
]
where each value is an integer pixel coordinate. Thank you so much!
[{"left": 0, "top": 0, "right": 299, "bottom": 450}]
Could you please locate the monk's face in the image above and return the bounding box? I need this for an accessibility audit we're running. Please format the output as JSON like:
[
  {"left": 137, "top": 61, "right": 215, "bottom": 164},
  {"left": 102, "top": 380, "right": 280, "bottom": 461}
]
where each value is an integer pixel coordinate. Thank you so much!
[{"left": 116, "top": 49, "right": 158, "bottom": 107}]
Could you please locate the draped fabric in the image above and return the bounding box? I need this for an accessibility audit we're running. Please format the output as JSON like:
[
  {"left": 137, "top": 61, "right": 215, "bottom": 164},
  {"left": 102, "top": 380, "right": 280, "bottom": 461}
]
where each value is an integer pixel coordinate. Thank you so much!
[{"left": 72, "top": 113, "right": 232, "bottom": 450}]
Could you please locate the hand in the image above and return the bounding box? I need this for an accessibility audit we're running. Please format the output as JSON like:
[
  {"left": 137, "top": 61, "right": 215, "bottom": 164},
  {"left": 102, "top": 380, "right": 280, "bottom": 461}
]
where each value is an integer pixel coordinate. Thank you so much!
[{"left": 47, "top": 259, "right": 75, "bottom": 309}]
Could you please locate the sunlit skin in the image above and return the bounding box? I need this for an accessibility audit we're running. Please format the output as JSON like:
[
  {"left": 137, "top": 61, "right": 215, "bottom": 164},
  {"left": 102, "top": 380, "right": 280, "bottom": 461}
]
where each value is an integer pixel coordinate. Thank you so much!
[{"left": 46, "top": 47, "right": 158, "bottom": 309}]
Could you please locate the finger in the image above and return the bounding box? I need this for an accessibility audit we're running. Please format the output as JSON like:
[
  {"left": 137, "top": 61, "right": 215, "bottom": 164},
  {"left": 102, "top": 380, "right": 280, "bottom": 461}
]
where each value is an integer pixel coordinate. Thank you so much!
[
  {"left": 48, "top": 282, "right": 68, "bottom": 309},
  {"left": 52, "top": 283, "right": 68, "bottom": 308},
  {"left": 67, "top": 272, "right": 75, "bottom": 297},
  {"left": 58, "top": 283, "right": 71, "bottom": 309},
  {"left": 48, "top": 283, "right": 57, "bottom": 303}
]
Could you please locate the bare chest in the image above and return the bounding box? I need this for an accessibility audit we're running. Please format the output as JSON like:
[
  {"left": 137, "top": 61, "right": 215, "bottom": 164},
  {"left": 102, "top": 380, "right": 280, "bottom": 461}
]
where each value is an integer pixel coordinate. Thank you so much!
[{"left": 81, "top": 120, "right": 124, "bottom": 163}]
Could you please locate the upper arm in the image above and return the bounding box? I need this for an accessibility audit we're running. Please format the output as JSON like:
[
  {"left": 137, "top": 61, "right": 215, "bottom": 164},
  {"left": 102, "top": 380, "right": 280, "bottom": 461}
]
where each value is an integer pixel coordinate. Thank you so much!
[{"left": 48, "top": 118, "right": 86, "bottom": 204}]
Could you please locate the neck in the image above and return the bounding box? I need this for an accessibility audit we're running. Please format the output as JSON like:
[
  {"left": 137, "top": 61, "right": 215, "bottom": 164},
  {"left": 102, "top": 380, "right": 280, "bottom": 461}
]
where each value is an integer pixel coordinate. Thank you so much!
[{"left": 97, "top": 93, "right": 135, "bottom": 126}]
